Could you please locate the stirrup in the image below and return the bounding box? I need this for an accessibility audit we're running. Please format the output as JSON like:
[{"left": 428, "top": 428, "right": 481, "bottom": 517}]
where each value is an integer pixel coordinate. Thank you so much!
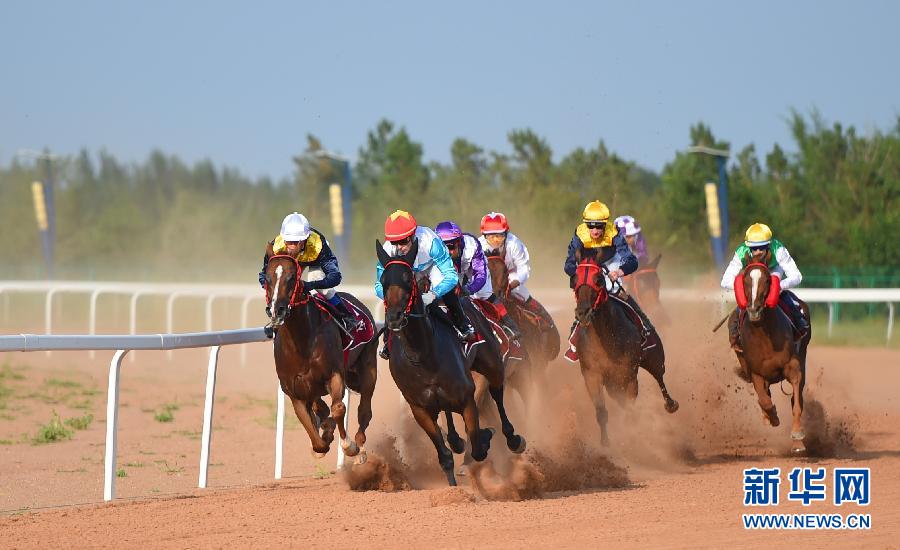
[{"left": 378, "top": 344, "right": 390, "bottom": 360}]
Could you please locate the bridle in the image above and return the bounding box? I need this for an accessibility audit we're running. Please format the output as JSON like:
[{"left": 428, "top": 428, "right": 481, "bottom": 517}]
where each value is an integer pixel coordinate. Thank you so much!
[
  {"left": 574, "top": 260, "right": 610, "bottom": 311},
  {"left": 265, "top": 255, "right": 309, "bottom": 311},
  {"left": 381, "top": 259, "right": 424, "bottom": 330}
]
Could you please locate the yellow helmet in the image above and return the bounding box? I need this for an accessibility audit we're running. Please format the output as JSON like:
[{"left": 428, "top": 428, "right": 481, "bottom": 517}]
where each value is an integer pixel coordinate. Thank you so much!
[
  {"left": 582, "top": 201, "right": 610, "bottom": 223},
  {"left": 744, "top": 223, "right": 773, "bottom": 247}
]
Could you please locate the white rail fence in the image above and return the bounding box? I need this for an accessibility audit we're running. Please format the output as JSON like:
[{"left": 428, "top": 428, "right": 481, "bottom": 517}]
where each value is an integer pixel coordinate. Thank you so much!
[{"left": 0, "top": 328, "right": 372, "bottom": 502}]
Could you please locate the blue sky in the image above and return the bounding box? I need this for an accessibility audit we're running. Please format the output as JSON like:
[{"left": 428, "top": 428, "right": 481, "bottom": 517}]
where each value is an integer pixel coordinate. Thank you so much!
[{"left": 2, "top": 0, "right": 897, "bottom": 180}]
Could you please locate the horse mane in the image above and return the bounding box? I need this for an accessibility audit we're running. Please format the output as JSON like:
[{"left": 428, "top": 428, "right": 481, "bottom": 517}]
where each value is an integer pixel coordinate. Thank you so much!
[{"left": 484, "top": 248, "right": 503, "bottom": 258}]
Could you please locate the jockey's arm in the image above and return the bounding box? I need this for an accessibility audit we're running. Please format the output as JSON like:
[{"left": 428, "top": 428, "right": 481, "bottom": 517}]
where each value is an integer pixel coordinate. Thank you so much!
[
  {"left": 429, "top": 238, "right": 460, "bottom": 297},
  {"left": 302, "top": 237, "right": 342, "bottom": 290},
  {"left": 613, "top": 234, "right": 638, "bottom": 276},
  {"left": 465, "top": 237, "right": 488, "bottom": 294},
  {"left": 508, "top": 237, "right": 531, "bottom": 285},
  {"left": 776, "top": 246, "right": 803, "bottom": 289},
  {"left": 720, "top": 252, "right": 743, "bottom": 290},
  {"left": 258, "top": 253, "right": 269, "bottom": 288},
  {"left": 374, "top": 260, "right": 385, "bottom": 300},
  {"left": 564, "top": 233, "right": 580, "bottom": 277}
]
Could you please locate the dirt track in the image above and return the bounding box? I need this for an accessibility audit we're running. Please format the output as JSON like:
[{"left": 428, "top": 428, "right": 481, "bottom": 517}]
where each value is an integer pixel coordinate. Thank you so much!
[{"left": 2, "top": 301, "right": 899, "bottom": 548}]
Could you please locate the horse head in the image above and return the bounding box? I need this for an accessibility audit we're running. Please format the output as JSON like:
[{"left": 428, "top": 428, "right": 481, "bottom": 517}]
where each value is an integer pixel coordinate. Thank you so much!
[
  {"left": 484, "top": 249, "right": 509, "bottom": 298},
  {"left": 264, "top": 252, "right": 305, "bottom": 327},
  {"left": 737, "top": 256, "right": 780, "bottom": 323},
  {"left": 376, "top": 238, "right": 420, "bottom": 332},
  {"left": 573, "top": 250, "right": 609, "bottom": 325}
]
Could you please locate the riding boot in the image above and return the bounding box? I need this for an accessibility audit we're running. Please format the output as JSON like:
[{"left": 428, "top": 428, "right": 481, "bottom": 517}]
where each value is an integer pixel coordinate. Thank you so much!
[
  {"left": 379, "top": 329, "right": 390, "bottom": 360},
  {"left": 330, "top": 296, "right": 360, "bottom": 332},
  {"left": 623, "top": 294, "right": 656, "bottom": 337},
  {"left": 443, "top": 291, "right": 476, "bottom": 341},
  {"left": 782, "top": 292, "right": 809, "bottom": 339},
  {"left": 728, "top": 309, "right": 743, "bottom": 353},
  {"left": 563, "top": 319, "right": 580, "bottom": 362},
  {"left": 488, "top": 294, "right": 521, "bottom": 340}
]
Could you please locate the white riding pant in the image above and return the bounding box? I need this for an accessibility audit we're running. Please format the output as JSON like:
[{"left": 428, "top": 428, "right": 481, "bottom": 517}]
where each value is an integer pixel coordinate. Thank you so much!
[{"left": 304, "top": 267, "right": 336, "bottom": 300}]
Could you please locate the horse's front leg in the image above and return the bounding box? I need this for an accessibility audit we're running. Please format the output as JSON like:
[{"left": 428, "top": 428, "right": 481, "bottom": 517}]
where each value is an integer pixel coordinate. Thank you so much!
[
  {"left": 328, "top": 371, "right": 359, "bottom": 457},
  {"left": 488, "top": 384, "right": 526, "bottom": 453},
  {"left": 582, "top": 366, "right": 610, "bottom": 446},
  {"left": 750, "top": 373, "right": 780, "bottom": 427},
  {"left": 289, "top": 396, "right": 330, "bottom": 457},
  {"left": 410, "top": 404, "right": 458, "bottom": 486},
  {"left": 785, "top": 359, "right": 805, "bottom": 453}
]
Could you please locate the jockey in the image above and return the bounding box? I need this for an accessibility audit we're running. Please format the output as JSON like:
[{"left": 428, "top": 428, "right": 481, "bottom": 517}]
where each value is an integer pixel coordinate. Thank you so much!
[
  {"left": 720, "top": 223, "right": 808, "bottom": 351},
  {"left": 478, "top": 212, "right": 557, "bottom": 331},
  {"left": 258, "top": 212, "right": 359, "bottom": 331},
  {"left": 435, "top": 220, "right": 522, "bottom": 340},
  {"left": 376, "top": 210, "right": 476, "bottom": 359},
  {"left": 614, "top": 215, "right": 649, "bottom": 264},
  {"left": 563, "top": 201, "right": 655, "bottom": 361}
]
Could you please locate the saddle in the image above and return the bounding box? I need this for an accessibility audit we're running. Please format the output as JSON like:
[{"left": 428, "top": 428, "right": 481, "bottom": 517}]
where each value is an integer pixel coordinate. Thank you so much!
[
  {"left": 312, "top": 296, "right": 376, "bottom": 366},
  {"left": 473, "top": 299, "right": 525, "bottom": 362}
]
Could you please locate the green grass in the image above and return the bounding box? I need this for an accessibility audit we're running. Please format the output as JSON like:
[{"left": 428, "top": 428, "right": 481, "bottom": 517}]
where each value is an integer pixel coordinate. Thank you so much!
[
  {"left": 116, "top": 469, "right": 127, "bottom": 478},
  {"left": 313, "top": 464, "right": 333, "bottom": 479},
  {"left": 0, "top": 362, "right": 25, "bottom": 381},
  {"left": 57, "top": 467, "right": 87, "bottom": 473},
  {"left": 44, "top": 378, "right": 82, "bottom": 389},
  {"left": 174, "top": 430, "right": 201, "bottom": 440},
  {"left": 153, "top": 402, "right": 180, "bottom": 423},
  {"left": 0, "top": 439, "right": 12, "bottom": 445},
  {"left": 125, "top": 461, "right": 145, "bottom": 468},
  {"left": 810, "top": 313, "right": 899, "bottom": 348},
  {"left": 32, "top": 412, "right": 74, "bottom": 444},
  {"left": 64, "top": 413, "right": 94, "bottom": 430}
]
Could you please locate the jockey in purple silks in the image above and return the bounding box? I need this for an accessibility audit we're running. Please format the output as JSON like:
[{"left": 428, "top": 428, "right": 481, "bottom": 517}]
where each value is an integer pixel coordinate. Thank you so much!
[
  {"left": 614, "top": 215, "right": 649, "bottom": 264},
  {"left": 434, "top": 220, "right": 522, "bottom": 340}
]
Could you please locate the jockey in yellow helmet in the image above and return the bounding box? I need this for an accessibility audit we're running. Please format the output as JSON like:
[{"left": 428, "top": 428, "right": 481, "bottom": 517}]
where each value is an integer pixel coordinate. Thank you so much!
[{"left": 720, "top": 223, "right": 808, "bottom": 351}]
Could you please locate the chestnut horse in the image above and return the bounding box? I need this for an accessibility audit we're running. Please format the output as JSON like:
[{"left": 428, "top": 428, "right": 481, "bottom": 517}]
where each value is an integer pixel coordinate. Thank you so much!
[
  {"left": 376, "top": 239, "right": 493, "bottom": 486},
  {"left": 729, "top": 251, "right": 811, "bottom": 453},
  {"left": 485, "top": 251, "right": 560, "bottom": 397},
  {"left": 265, "top": 250, "right": 377, "bottom": 462},
  {"left": 573, "top": 251, "right": 678, "bottom": 445}
]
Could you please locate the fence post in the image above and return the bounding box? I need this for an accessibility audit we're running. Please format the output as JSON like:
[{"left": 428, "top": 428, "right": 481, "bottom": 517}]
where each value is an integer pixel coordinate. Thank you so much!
[
  {"left": 198, "top": 345, "right": 221, "bottom": 489},
  {"left": 275, "top": 386, "right": 285, "bottom": 480},
  {"left": 336, "top": 388, "right": 352, "bottom": 469},
  {"left": 104, "top": 349, "right": 129, "bottom": 501},
  {"left": 888, "top": 303, "right": 895, "bottom": 345},
  {"left": 828, "top": 303, "right": 835, "bottom": 338},
  {"left": 89, "top": 289, "right": 103, "bottom": 359}
]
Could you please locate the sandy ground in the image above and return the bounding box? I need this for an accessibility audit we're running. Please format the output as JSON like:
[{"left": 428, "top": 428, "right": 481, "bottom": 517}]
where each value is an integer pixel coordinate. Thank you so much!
[{"left": 1, "top": 299, "right": 899, "bottom": 548}]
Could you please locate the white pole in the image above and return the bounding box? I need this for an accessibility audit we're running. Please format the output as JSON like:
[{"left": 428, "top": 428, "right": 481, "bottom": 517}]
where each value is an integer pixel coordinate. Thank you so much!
[
  {"left": 129, "top": 291, "right": 145, "bottom": 363},
  {"left": 198, "top": 346, "right": 220, "bottom": 489},
  {"left": 240, "top": 295, "right": 255, "bottom": 368},
  {"left": 44, "top": 288, "right": 58, "bottom": 356},
  {"left": 166, "top": 292, "right": 184, "bottom": 360},
  {"left": 205, "top": 294, "right": 217, "bottom": 333},
  {"left": 275, "top": 386, "right": 285, "bottom": 479},
  {"left": 888, "top": 303, "right": 895, "bottom": 345},
  {"left": 336, "top": 388, "right": 352, "bottom": 469},
  {"left": 104, "top": 349, "right": 129, "bottom": 501},
  {"left": 828, "top": 303, "right": 835, "bottom": 338},
  {"left": 2, "top": 290, "right": 9, "bottom": 325},
  {"left": 89, "top": 289, "right": 103, "bottom": 359}
]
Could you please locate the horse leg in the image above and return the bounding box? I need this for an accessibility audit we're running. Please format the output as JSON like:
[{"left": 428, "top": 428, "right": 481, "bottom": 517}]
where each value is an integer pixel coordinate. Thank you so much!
[
  {"left": 462, "top": 395, "right": 494, "bottom": 462},
  {"left": 644, "top": 359, "right": 679, "bottom": 413},
  {"left": 352, "top": 350, "right": 377, "bottom": 464},
  {"left": 751, "top": 373, "right": 780, "bottom": 427},
  {"left": 582, "top": 368, "right": 610, "bottom": 446},
  {"left": 786, "top": 360, "right": 806, "bottom": 453},
  {"left": 409, "top": 404, "right": 457, "bottom": 486},
  {"left": 488, "top": 384, "right": 526, "bottom": 453},
  {"left": 327, "top": 371, "right": 358, "bottom": 457},
  {"left": 289, "top": 396, "right": 330, "bottom": 457},
  {"left": 443, "top": 409, "right": 466, "bottom": 454}
]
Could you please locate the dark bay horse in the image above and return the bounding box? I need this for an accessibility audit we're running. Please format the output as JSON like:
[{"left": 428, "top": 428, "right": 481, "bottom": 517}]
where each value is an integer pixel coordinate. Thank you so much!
[
  {"left": 485, "top": 251, "right": 560, "bottom": 396},
  {"left": 729, "top": 251, "right": 811, "bottom": 453},
  {"left": 573, "top": 252, "right": 678, "bottom": 445},
  {"left": 376, "top": 239, "right": 493, "bottom": 486},
  {"left": 265, "top": 250, "right": 377, "bottom": 462}
]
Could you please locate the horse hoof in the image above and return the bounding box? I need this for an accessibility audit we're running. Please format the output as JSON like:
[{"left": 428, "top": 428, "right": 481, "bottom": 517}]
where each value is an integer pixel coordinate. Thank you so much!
[
  {"left": 665, "top": 399, "right": 679, "bottom": 414},
  {"left": 311, "top": 449, "right": 328, "bottom": 459},
  {"left": 791, "top": 431, "right": 806, "bottom": 441},
  {"left": 355, "top": 450, "right": 368, "bottom": 465},
  {"left": 341, "top": 438, "right": 360, "bottom": 457},
  {"left": 508, "top": 435, "right": 527, "bottom": 454},
  {"left": 448, "top": 437, "right": 466, "bottom": 455}
]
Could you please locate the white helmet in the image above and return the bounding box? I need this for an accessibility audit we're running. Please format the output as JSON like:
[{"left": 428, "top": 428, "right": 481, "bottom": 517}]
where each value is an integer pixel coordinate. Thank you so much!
[
  {"left": 280, "top": 212, "right": 311, "bottom": 241},
  {"left": 614, "top": 215, "right": 641, "bottom": 236}
]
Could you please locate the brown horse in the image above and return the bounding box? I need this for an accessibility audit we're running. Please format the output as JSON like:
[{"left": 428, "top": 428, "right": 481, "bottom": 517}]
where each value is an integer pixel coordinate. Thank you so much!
[
  {"left": 729, "top": 251, "right": 811, "bottom": 453},
  {"left": 485, "top": 251, "right": 560, "bottom": 397},
  {"left": 625, "top": 254, "right": 668, "bottom": 325},
  {"left": 265, "top": 250, "right": 378, "bottom": 462},
  {"left": 376, "top": 239, "right": 493, "bottom": 486},
  {"left": 573, "top": 251, "right": 678, "bottom": 445}
]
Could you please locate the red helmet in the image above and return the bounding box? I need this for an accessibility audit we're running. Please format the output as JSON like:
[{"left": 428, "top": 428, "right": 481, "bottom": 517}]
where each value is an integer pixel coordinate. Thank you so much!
[
  {"left": 480, "top": 212, "right": 509, "bottom": 234},
  {"left": 384, "top": 210, "right": 417, "bottom": 241}
]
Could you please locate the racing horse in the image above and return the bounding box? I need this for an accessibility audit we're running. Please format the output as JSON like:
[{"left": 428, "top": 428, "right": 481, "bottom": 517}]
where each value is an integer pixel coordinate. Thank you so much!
[
  {"left": 265, "top": 247, "right": 378, "bottom": 462},
  {"left": 573, "top": 250, "right": 678, "bottom": 445},
  {"left": 729, "top": 250, "right": 811, "bottom": 453},
  {"left": 485, "top": 250, "right": 560, "bottom": 397},
  {"left": 376, "top": 239, "right": 494, "bottom": 486},
  {"left": 625, "top": 254, "right": 668, "bottom": 325}
]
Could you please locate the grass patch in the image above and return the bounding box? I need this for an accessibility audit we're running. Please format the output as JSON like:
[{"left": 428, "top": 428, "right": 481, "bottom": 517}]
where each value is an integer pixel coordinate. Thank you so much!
[
  {"left": 313, "top": 464, "right": 333, "bottom": 479},
  {"left": 810, "top": 313, "right": 900, "bottom": 348},
  {"left": 138, "top": 450, "right": 157, "bottom": 455},
  {"left": 64, "top": 413, "right": 94, "bottom": 431},
  {"left": 0, "top": 362, "right": 25, "bottom": 381},
  {"left": 116, "top": 469, "right": 127, "bottom": 478},
  {"left": 150, "top": 488, "right": 161, "bottom": 493},
  {"left": 156, "top": 460, "right": 185, "bottom": 475},
  {"left": 0, "top": 439, "right": 12, "bottom": 445},
  {"left": 174, "top": 430, "right": 202, "bottom": 440},
  {"left": 32, "top": 412, "right": 74, "bottom": 444},
  {"left": 45, "top": 378, "right": 82, "bottom": 389},
  {"left": 69, "top": 399, "right": 94, "bottom": 410},
  {"left": 57, "top": 467, "right": 87, "bottom": 473},
  {"left": 125, "top": 461, "right": 145, "bottom": 468},
  {"left": 153, "top": 402, "right": 180, "bottom": 423}
]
